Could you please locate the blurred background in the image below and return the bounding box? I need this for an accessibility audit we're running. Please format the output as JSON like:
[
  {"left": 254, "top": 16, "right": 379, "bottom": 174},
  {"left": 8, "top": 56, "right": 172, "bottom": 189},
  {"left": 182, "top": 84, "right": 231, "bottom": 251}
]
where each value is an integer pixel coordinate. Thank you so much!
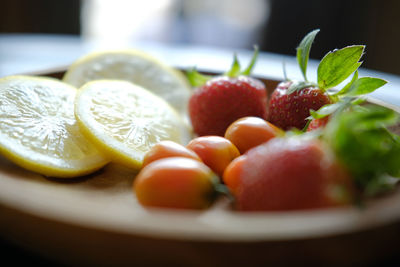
[{"left": 1, "top": 0, "right": 400, "bottom": 76}]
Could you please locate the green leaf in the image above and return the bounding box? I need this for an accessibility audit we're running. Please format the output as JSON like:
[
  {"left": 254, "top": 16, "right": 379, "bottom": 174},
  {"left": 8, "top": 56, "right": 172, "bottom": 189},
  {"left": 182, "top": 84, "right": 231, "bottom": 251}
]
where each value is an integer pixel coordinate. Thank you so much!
[
  {"left": 346, "top": 77, "right": 387, "bottom": 96},
  {"left": 225, "top": 53, "right": 241, "bottom": 77},
  {"left": 296, "top": 29, "right": 320, "bottom": 82},
  {"left": 335, "top": 70, "right": 358, "bottom": 96},
  {"left": 323, "top": 105, "right": 400, "bottom": 196},
  {"left": 352, "top": 106, "right": 398, "bottom": 131},
  {"left": 241, "top": 45, "right": 259, "bottom": 76},
  {"left": 364, "top": 175, "right": 398, "bottom": 197},
  {"left": 317, "top": 45, "right": 365, "bottom": 89},
  {"left": 309, "top": 102, "right": 346, "bottom": 119},
  {"left": 287, "top": 80, "right": 317, "bottom": 94},
  {"left": 351, "top": 97, "right": 366, "bottom": 105},
  {"left": 186, "top": 68, "right": 212, "bottom": 87}
]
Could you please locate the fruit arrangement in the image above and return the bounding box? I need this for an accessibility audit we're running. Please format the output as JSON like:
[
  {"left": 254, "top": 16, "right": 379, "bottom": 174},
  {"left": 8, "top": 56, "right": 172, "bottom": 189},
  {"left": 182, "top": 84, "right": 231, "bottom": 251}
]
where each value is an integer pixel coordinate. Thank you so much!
[{"left": 0, "top": 30, "right": 399, "bottom": 213}]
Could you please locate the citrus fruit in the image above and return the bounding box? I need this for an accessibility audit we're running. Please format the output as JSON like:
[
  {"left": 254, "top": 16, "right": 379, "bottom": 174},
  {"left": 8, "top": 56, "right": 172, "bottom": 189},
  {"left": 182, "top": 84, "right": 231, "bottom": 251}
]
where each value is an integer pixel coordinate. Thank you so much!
[
  {"left": 0, "top": 75, "right": 109, "bottom": 178},
  {"left": 74, "top": 80, "right": 192, "bottom": 169},
  {"left": 63, "top": 50, "right": 191, "bottom": 115}
]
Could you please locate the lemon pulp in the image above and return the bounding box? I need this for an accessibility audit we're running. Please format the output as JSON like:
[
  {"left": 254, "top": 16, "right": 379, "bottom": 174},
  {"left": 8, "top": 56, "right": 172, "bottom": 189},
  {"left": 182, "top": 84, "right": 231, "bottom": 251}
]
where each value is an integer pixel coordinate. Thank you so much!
[
  {"left": 75, "top": 80, "right": 192, "bottom": 169},
  {"left": 0, "top": 75, "right": 109, "bottom": 178}
]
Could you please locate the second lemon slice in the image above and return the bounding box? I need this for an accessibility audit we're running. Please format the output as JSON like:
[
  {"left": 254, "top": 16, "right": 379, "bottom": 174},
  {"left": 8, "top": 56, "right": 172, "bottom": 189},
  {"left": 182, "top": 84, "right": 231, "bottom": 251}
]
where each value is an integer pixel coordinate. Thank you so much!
[
  {"left": 63, "top": 50, "right": 191, "bottom": 115},
  {"left": 75, "top": 80, "right": 192, "bottom": 169}
]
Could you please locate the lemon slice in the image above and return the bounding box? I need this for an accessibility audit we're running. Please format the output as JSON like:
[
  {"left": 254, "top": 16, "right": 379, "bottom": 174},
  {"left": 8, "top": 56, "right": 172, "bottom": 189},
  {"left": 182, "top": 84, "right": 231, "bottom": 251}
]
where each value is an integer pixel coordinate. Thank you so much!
[
  {"left": 63, "top": 50, "right": 191, "bottom": 115},
  {"left": 75, "top": 80, "right": 192, "bottom": 169},
  {"left": 0, "top": 75, "right": 109, "bottom": 178}
]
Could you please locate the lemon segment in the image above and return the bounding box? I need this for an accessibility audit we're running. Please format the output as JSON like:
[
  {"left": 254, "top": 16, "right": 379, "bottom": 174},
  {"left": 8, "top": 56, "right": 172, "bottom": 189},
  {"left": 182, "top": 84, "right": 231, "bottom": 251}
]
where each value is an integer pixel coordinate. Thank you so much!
[
  {"left": 63, "top": 50, "right": 191, "bottom": 115},
  {"left": 74, "top": 80, "right": 192, "bottom": 169},
  {"left": 0, "top": 75, "right": 109, "bottom": 178}
]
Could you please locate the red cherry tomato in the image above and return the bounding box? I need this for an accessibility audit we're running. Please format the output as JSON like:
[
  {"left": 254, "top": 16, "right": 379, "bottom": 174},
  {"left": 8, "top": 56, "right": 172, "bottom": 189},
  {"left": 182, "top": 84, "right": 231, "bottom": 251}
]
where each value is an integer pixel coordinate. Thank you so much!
[
  {"left": 224, "top": 116, "right": 283, "bottom": 154},
  {"left": 134, "top": 157, "right": 218, "bottom": 210},
  {"left": 186, "top": 136, "right": 240, "bottom": 177},
  {"left": 142, "top": 140, "right": 202, "bottom": 167}
]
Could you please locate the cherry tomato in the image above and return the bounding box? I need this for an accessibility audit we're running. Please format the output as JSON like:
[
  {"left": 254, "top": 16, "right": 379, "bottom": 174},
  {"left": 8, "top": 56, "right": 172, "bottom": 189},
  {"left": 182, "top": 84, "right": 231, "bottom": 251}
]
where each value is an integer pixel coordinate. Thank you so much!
[
  {"left": 224, "top": 116, "right": 283, "bottom": 154},
  {"left": 142, "top": 140, "right": 202, "bottom": 167},
  {"left": 186, "top": 136, "right": 240, "bottom": 177},
  {"left": 134, "top": 157, "right": 218, "bottom": 210}
]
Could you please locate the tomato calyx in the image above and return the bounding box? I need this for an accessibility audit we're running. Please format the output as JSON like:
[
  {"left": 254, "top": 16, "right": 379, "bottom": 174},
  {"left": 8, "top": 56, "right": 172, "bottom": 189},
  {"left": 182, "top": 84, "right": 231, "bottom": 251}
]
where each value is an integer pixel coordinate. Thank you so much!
[{"left": 207, "top": 174, "right": 235, "bottom": 203}]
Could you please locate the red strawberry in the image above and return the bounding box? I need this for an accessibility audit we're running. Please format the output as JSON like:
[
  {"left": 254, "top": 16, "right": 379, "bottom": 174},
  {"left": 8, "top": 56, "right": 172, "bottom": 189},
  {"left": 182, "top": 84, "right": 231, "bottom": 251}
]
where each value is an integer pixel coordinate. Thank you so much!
[
  {"left": 189, "top": 76, "right": 267, "bottom": 136},
  {"left": 267, "top": 81, "right": 332, "bottom": 130},
  {"left": 307, "top": 116, "right": 330, "bottom": 131},
  {"left": 223, "top": 137, "right": 355, "bottom": 211},
  {"left": 187, "top": 47, "right": 268, "bottom": 136}
]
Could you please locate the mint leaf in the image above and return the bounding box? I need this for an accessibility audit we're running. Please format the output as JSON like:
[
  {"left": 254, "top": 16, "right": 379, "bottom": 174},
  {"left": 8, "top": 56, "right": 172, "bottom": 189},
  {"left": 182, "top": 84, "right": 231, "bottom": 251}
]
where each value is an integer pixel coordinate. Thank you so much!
[
  {"left": 335, "top": 71, "right": 358, "bottom": 96},
  {"left": 225, "top": 53, "right": 241, "bottom": 77},
  {"left": 323, "top": 105, "right": 400, "bottom": 195},
  {"left": 317, "top": 45, "right": 365, "bottom": 89},
  {"left": 186, "top": 68, "right": 212, "bottom": 87},
  {"left": 241, "top": 45, "right": 259, "bottom": 76},
  {"left": 346, "top": 77, "right": 387, "bottom": 96},
  {"left": 296, "top": 29, "right": 320, "bottom": 82}
]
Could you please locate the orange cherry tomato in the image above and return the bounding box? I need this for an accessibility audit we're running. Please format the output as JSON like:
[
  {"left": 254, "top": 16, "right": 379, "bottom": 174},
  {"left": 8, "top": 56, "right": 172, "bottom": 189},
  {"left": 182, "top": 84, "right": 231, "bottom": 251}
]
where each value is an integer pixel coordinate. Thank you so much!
[
  {"left": 134, "top": 157, "right": 218, "bottom": 210},
  {"left": 142, "top": 140, "right": 202, "bottom": 167},
  {"left": 224, "top": 116, "right": 283, "bottom": 154},
  {"left": 186, "top": 136, "right": 240, "bottom": 177}
]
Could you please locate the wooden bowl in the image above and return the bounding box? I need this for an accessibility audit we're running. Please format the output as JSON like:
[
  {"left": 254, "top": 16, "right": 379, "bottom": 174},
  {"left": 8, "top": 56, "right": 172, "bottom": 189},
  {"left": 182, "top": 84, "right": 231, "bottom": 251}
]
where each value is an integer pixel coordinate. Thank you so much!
[{"left": 0, "top": 68, "right": 400, "bottom": 266}]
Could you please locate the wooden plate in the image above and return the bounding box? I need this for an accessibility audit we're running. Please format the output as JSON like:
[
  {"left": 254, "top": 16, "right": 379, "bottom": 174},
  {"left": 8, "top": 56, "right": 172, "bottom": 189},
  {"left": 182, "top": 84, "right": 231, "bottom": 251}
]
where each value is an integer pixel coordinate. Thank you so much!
[{"left": 0, "top": 69, "right": 400, "bottom": 266}]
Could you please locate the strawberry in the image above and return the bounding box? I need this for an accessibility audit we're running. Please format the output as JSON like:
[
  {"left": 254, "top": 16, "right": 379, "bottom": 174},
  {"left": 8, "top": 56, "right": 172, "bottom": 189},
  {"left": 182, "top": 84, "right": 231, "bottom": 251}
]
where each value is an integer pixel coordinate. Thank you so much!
[
  {"left": 268, "top": 81, "right": 332, "bottom": 130},
  {"left": 223, "top": 137, "right": 355, "bottom": 211},
  {"left": 224, "top": 30, "right": 393, "bottom": 211},
  {"left": 306, "top": 116, "right": 330, "bottom": 131},
  {"left": 187, "top": 47, "right": 268, "bottom": 136},
  {"left": 267, "top": 29, "right": 371, "bottom": 131}
]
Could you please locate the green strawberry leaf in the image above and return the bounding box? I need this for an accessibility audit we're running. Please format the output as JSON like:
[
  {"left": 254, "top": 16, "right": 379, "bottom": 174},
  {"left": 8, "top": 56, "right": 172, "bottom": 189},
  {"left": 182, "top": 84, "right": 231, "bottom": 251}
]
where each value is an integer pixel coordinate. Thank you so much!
[
  {"left": 296, "top": 29, "right": 320, "bottom": 82},
  {"left": 241, "top": 45, "right": 259, "bottom": 76},
  {"left": 323, "top": 105, "right": 400, "bottom": 196},
  {"left": 225, "top": 53, "right": 241, "bottom": 77},
  {"left": 351, "top": 105, "right": 398, "bottom": 130},
  {"left": 346, "top": 77, "right": 387, "bottom": 96},
  {"left": 334, "top": 71, "right": 358, "bottom": 96},
  {"left": 351, "top": 97, "right": 366, "bottom": 105},
  {"left": 309, "top": 101, "right": 347, "bottom": 119},
  {"left": 287, "top": 80, "right": 317, "bottom": 94},
  {"left": 317, "top": 45, "right": 365, "bottom": 89},
  {"left": 186, "top": 68, "right": 213, "bottom": 87},
  {"left": 364, "top": 175, "right": 398, "bottom": 197}
]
